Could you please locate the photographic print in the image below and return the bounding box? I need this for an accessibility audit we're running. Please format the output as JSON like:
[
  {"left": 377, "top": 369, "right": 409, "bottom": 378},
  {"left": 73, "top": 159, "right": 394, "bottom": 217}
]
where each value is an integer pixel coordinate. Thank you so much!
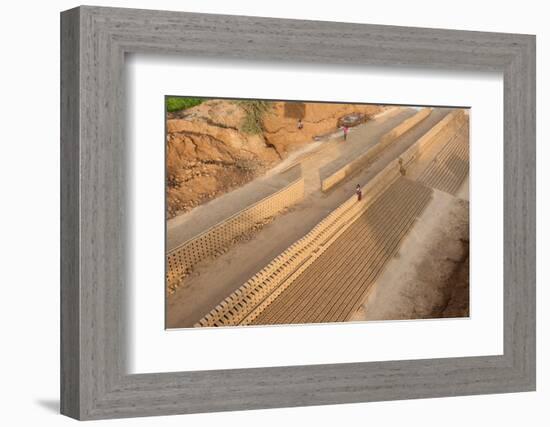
[{"left": 165, "top": 97, "right": 470, "bottom": 329}]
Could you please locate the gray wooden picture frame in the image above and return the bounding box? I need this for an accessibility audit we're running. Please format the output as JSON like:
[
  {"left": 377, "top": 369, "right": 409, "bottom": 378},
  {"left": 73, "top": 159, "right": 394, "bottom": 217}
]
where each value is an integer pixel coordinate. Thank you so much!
[{"left": 60, "top": 5, "right": 536, "bottom": 420}]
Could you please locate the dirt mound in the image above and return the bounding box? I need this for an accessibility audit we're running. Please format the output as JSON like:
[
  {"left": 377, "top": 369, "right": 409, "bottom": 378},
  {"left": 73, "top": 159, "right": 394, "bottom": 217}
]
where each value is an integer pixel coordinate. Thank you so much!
[
  {"left": 166, "top": 100, "right": 385, "bottom": 218},
  {"left": 166, "top": 100, "right": 280, "bottom": 217},
  {"left": 439, "top": 244, "right": 469, "bottom": 317}
]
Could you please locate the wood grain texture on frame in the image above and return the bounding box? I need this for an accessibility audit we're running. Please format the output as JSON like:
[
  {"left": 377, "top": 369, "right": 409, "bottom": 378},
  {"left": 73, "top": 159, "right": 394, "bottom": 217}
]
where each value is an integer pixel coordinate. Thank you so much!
[{"left": 60, "top": 5, "right": 536, "bottom": 420}]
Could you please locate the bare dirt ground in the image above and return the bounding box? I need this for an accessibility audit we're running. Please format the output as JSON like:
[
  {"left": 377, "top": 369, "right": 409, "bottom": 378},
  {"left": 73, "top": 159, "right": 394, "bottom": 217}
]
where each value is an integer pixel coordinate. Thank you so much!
[
  {"left": 350, "top": 188, "right": 469, "bottom": 321},
  {"left": 166, "top": 108, "right": 451, "bottom": 328}
]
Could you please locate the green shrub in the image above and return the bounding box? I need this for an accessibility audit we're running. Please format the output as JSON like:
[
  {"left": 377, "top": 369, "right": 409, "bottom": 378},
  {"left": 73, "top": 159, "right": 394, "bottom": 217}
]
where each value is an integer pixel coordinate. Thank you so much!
[{"left": 166, "top": 97, "right": 205, "bottom": 112}]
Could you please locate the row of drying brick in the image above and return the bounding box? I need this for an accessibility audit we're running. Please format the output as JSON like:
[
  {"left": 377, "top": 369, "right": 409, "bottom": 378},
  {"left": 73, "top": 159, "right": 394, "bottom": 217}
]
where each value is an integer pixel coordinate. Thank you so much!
[
  {"left": 166, "top": 177, "right": 305, "bottom": 292},
  {"left": 321, "top": 107, "right": 433, "bottom": 191}
]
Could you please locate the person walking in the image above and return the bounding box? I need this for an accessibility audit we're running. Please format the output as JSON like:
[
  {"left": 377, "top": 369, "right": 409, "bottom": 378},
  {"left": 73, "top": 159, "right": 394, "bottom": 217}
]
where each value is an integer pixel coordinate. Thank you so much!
[
  {"left": 398, "top": 158, "right": 406, "bottom": 176},
  {"left": 297, "top": 118, "right": 304, "bottom": 130},
  {"left": 356, "top": 184, "right": 362, "bottom": 201},
  {"left": 342, "top": 125, "right": 349, "bottom": 141}
]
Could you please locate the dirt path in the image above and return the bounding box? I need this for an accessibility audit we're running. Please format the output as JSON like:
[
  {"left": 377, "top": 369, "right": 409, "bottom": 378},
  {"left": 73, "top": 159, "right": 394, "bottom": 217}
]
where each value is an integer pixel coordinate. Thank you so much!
[{"left": 167, "top": 107, "right": 451, "bottom": 328}]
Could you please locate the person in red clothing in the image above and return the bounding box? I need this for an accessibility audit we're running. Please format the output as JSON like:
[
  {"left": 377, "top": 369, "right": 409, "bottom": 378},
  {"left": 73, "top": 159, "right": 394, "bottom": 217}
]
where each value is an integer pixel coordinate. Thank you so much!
[
  {"left": 356, "top": 184, "right": 362, "bottom": 201},
  {"left": 342, "top": 125, "right": 349, "bottom": 141}
]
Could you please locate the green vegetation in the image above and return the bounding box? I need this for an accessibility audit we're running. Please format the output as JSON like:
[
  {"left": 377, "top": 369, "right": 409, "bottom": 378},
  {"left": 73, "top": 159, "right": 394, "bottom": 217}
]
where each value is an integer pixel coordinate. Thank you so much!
[
  {"left": 166, "top": 97, "right": 205, "bottom": 112},
  {"left": 237, "top": 100, "right": 273, "bottom": 134},
  {"left": 165, "top": 97, "right": 272, "bottom": 134}
]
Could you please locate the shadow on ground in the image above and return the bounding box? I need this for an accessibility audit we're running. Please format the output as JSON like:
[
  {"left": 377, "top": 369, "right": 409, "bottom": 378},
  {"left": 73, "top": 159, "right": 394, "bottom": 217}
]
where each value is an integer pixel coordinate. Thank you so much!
[{"left": 35, "top": 399, "right": 59, "bottom": 414}]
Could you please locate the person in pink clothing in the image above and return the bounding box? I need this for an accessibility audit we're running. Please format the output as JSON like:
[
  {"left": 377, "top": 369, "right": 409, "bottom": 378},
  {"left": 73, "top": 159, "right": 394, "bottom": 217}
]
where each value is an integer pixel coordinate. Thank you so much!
[{"left": 342, "top": 125, "right": 349, "bottom": 141}]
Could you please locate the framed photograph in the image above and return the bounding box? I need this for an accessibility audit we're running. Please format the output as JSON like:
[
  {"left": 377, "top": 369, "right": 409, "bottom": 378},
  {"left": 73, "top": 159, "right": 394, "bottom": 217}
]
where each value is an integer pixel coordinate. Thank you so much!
[{"left": 61, "top": 6, "right": 536, "bottom": 420}]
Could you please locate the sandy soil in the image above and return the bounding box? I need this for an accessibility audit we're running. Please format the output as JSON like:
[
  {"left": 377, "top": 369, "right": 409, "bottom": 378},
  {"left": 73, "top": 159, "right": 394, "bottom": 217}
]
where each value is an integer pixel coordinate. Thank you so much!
[
  {"left": 350, "top": 188, "right": 469, "bottom": 321},
  {"left": 455, "top": 175, "right": 470, "bottom": 201}
]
